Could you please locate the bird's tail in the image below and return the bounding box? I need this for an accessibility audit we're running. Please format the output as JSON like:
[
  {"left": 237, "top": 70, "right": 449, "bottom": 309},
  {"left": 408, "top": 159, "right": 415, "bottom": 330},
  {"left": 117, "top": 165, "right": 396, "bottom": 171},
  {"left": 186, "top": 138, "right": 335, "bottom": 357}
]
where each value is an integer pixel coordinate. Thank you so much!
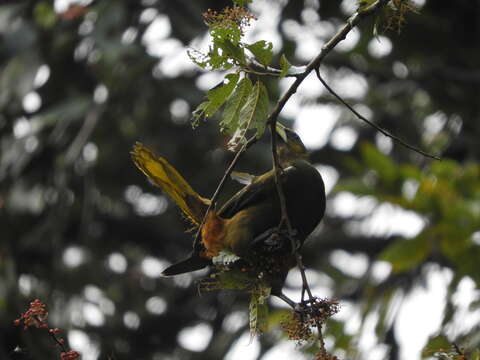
[
  {"left": 161, "top": 253, "right": 211, "bottom": 276},
  {"left": 131, "top": 142, "right": 210, "bottom": 226}
]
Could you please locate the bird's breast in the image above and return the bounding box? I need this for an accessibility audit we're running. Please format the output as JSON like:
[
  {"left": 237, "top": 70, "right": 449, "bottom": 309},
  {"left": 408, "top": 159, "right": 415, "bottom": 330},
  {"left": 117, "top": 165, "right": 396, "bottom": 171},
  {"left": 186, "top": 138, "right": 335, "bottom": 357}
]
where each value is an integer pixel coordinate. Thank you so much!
[{"left": 201, "top": 211, "right": 227, "bottom": 258}]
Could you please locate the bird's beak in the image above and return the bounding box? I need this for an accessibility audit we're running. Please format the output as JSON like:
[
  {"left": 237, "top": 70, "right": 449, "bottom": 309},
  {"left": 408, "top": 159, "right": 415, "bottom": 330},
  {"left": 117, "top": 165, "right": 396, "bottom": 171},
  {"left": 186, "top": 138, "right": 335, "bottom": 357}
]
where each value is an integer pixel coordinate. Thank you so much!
[{"left": 275, "top": 122, "right": 288, "bottom": 143}]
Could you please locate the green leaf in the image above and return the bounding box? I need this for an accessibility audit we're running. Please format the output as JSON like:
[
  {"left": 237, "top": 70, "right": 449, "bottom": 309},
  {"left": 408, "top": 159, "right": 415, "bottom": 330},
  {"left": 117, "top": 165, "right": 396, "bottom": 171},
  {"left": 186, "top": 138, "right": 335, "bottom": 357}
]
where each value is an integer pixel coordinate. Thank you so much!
[
  {"left": 206, "top": 73, "right": 240, "bottom": 107},
  {"left": 233, "top": 0, "right": 253, "bottom": 6},
  {"left": 472, "top": 349, "right": 480, "bottom": 360},
  {"left": 34, "top": 2, "right": 57, "bottom": 28},
  {"left": 191, "top": 101, "right": 209, "bottom": 127},
  {"left": 279, "top": 54, "right": 291, "bottom": 79},
  {"left": 209, "top": 54, "right": 233, "bottom": 70},
  {"left": 246, "top": 40, "right": 273, "bottom": 66},
  {"left": 421, "top": 335, "right": 451, "bottom": 358},
  {"left": 437, "top": 224, "right": 471, "bottom": 258},
  {"left": 197, "top": 268, "right": 252, "bottom": 293},
  {"left": 448, "top": 245, "right": 480, "bottom": 287},
  {"left": 188, "top": 43, "right": 237, "bottom": 70},
  {"left": 379, "top": 234, "right": 431, "bottom": 273},
  {"left": 251, "top": 81, "right": 270, "bottom": 138},
  {"left": 187, "top": 48, "right": 210, "bottom": 69},
  {"left": 358, "top": 0, "right": 377, "bottom": 11},
  {"left": 218, "top": 39, "right": 246, "bottom": 65},
  {"left": 227, "top": 80, "right": 269, "bottom": 151},
  {"left": 191, "top": 73, "right": 240, "bottom": 127},
  {"left": 400, "top": 164, "right": 423, "bottom": 180},
  {"left": 249, "top": 296, "right": 268, "bottom": 338},
  {"left": 249, "top": 283, "right": 270, "bottom": 338},
  {"left": 211, "top": 24, "right": 242, "bottom": 44},
  {"left": 220, "top": 77, "right": 253, "bottom": 134}
]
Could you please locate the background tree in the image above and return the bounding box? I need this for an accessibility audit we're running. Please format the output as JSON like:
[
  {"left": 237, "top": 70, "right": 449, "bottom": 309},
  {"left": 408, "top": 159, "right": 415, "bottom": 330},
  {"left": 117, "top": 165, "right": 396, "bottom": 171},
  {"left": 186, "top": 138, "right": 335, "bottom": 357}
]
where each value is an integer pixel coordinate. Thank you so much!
[{"left": 1, "top": 1, "right": 479, "bottom": 359}]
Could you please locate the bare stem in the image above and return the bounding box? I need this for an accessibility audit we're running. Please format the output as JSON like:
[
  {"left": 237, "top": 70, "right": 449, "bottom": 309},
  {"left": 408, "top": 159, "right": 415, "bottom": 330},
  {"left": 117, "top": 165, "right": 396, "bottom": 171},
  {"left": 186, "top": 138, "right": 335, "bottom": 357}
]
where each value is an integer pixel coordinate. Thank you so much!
[
  {"left": 65, "top": 105, "right": 103, "bottom": 165},
  {"left": 49, "top": 331, "right": 68, "bottom": 353},
  {"left": 269, "top": 122, "right": 293, "bottom": 233},
  {"left": 264, "top": 0, "right": 391, "bottom": 129},
  {"left": 33, "top": 314, "right": 68, "bottom": 353},
  {"left": 315, "top": 69, "right": 440, "bottom": 160}
]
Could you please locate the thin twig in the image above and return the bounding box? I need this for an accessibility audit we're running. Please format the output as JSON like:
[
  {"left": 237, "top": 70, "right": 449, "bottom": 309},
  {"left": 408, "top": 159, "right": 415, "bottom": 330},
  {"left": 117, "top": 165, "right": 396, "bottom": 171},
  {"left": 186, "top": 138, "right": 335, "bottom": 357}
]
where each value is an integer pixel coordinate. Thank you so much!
[
  {"left": 269, "top": 121, "right": 327, "bottom": 354},
  {"left": 49, "top": 331, "right": 68, "bottom": 353},
  {"left": 264, "top": 0, "right": 391, "bottom": 129},
  {"left": 269, "top": 122, "right": 292, "bottom": 232},
  {"left": 275, "top": 293, "right": 298, "bottom": 309},
  {"left": 65, "top": 105, "right": 103, "bottom": 164},
  {"left": 33, "top": 315, "right": 67, "bottom": 352},
  {"left": 246, "top": 57, "right": 304, "bottom": 78},
  {"left": 315, "top": 68, "right": 441, "bottom": 160},
  {"left": 192, "top": 136, "right": 257, "bottom": 252}
]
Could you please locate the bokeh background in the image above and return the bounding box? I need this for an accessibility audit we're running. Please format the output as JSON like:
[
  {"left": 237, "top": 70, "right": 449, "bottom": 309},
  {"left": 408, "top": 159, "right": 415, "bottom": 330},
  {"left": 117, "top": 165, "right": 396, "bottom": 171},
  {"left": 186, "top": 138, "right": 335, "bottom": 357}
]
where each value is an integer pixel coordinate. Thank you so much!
[{"left": 1, "top": 0, "right": 479, "bottom": 359}]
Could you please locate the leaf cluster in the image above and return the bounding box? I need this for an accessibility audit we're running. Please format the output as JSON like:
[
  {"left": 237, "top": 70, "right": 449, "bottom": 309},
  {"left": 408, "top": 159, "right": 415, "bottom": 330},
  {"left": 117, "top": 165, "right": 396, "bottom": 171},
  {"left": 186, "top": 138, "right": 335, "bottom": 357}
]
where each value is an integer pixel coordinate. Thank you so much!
[
  {"left": 189, "top": 5, "right": 272, "bottom": 71},
  {"left": 340, "top": 143, "right": 480, "bottom": 279},
  {"left": 189, "top": 3, "right": 292, "bottom": 150},
  {"left": 336, "top": 142, "right": 480, "bottom": 357}
]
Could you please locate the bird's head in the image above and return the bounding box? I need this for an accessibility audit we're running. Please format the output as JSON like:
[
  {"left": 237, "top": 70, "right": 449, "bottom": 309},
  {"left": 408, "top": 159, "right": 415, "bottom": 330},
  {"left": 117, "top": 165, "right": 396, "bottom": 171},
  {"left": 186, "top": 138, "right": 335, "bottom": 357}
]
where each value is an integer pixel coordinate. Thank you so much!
[{"left": 275, "top": 123, "right": 308, "bottom": 165}]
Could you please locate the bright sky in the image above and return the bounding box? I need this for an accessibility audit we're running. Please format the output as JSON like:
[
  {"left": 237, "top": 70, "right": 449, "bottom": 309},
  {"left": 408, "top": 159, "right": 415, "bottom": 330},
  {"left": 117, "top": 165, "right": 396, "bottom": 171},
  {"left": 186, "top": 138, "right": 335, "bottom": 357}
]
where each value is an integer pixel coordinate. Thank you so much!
[{"left": 41, "top": 0, "right": 476, "bottom": 359}]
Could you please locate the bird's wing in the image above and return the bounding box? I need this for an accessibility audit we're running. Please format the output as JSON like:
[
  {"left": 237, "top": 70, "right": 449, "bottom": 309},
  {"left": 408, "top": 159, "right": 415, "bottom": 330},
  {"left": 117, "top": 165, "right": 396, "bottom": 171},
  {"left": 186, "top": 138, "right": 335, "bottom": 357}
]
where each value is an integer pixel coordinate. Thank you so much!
[
  {"left": 219, "top": 166, "right": 296, "bottom": 218},
  {"left": 230, "top": 171, "right": 256, "bottom": 185},
  {"left": 219, "top": 170, "right": 274, "bottom": 218}
]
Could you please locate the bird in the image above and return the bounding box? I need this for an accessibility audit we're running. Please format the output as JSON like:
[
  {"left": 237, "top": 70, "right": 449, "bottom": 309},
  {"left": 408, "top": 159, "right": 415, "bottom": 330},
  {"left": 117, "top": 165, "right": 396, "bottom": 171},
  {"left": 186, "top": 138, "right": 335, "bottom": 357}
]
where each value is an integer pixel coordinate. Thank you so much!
[{"left": 131, "top": 124, "right": 326, "bottom": 295}]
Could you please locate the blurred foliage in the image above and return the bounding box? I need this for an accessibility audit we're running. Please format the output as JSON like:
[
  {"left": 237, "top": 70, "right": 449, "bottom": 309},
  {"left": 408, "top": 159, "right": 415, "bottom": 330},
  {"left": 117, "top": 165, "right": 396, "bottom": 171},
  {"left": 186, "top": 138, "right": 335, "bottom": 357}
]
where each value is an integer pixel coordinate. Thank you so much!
[
  {"left": 339, "top": 143, "right": 480, "bottom": 277},
  {"left": 1, "top": 0, "right": 480, "bottom": 360}
]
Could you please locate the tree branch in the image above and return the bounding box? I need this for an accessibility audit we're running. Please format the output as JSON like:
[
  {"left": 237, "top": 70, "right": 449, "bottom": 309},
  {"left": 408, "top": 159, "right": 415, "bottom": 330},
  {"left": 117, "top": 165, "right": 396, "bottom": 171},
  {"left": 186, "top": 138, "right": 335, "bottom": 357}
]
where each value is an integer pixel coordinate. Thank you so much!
[
  {"left": 266, "top": 0, "right": 393, "bottom": 356},
  {"left": 194, "top": 0, "right": 399, "bottom": 355},
  {"left": 65, "top": 105, "right": 103, "bottom": 164}
]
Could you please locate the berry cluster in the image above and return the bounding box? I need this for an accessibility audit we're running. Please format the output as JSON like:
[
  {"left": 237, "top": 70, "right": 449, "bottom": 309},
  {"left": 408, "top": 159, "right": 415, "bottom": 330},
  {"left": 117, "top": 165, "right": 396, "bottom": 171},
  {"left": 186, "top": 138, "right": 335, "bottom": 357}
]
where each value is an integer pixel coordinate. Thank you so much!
[
  {"left": 203, "top": 6, "right": 257, "bottom": 35},
  {"left": 280, "top": 298, "right": 340, "bottom": 344},
  {"left": 14, "top": 299, "right": 48, "bottom": 330},
  {"left": 14, "top": 299, "right": 80, "bottom": 360}
]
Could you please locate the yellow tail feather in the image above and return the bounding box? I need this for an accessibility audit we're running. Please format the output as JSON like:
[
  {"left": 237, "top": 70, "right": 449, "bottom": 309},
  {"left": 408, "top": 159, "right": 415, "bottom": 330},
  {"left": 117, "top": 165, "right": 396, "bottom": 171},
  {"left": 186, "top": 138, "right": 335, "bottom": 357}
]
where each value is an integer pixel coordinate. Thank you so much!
[{"left": 131, "top": 142, "right": 210, "bottom": 226}]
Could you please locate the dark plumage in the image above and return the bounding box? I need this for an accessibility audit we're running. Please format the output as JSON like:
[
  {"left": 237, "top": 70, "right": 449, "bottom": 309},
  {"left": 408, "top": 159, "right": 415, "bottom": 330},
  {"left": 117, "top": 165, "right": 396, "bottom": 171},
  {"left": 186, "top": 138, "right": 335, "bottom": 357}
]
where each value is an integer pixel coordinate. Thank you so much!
[{"left": 131, "top": 125, "right": 326, "bottom": 292}]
